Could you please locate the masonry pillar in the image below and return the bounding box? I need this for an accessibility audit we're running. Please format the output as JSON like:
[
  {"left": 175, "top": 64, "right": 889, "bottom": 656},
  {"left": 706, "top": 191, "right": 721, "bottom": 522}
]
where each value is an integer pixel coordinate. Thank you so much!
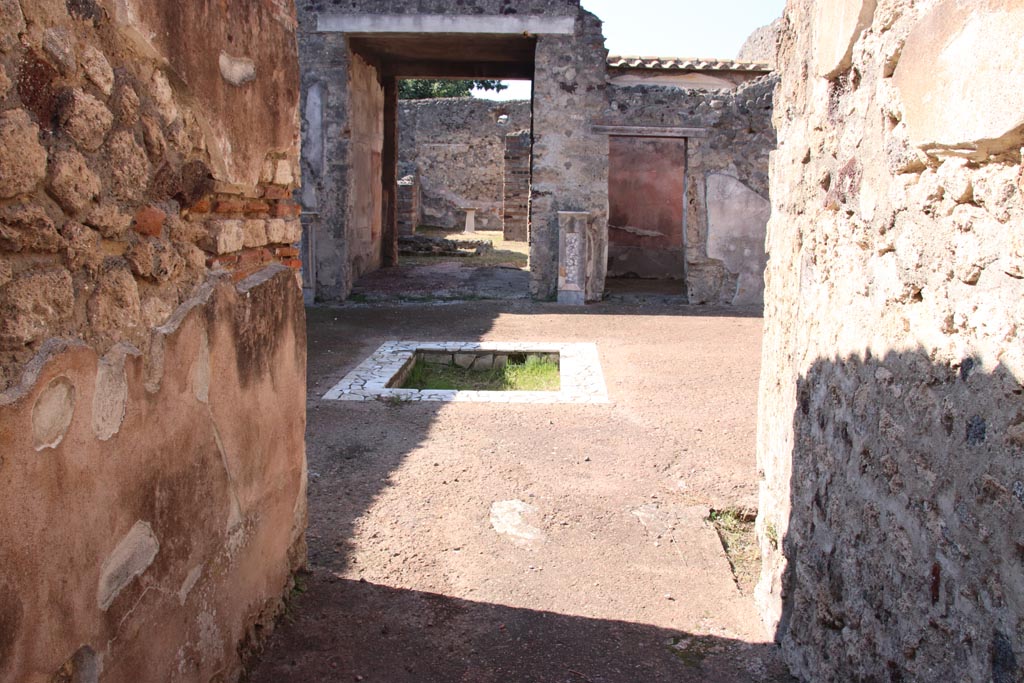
[
  {"left": 397, "top": 173, "right": 420, "bottom": 237},
  {"left": 503, "top": 130, "right": 531, "bottom": 242},
  {"left": 382, "top": 77, "right": 399, "bottom": 266},
  {"left": 531, "top": 10, "right": 610, "bottom": 302}
]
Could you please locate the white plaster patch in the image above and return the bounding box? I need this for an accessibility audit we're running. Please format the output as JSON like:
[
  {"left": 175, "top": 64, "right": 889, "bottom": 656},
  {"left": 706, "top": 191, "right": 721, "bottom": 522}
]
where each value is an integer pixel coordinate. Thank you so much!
[
  {"left": 219, "top": 52, "right": 257, "bottom": 86},
  {"left": 490, "top": 500, "right": 544, "bottom": 543},
  {"left": 97, "top": 520, "right": 159, "bottom": 610},
  {"left": 322, "top": 341, "right": 609, "bottom": 404},
  {"left": 177, "top": 564, "right": 203, "bottom": 605},
  {"left": 192, "top": 327, "right": 210, "bottom": 404},
  {"left": 706, "top": 173, "right": 771, "bottom": 306},
  {"left": 93, "top": 349, "right": 129, "bottom": 441},
  {"left": 33, "top": 376, "right": 76, "bottom": 451}
]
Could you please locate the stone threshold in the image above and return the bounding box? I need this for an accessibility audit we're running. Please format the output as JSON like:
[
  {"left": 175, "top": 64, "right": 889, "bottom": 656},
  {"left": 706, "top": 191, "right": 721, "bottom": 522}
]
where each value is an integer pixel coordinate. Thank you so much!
[{"left": 322, "top": 341, "right": 609, "bottom": 404}]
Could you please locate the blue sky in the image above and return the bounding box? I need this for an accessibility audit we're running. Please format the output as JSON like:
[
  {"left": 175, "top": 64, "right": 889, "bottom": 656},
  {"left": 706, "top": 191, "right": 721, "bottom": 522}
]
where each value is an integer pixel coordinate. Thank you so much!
[{"left": 477, "top": 0, "right": 785, "bottom": 100}]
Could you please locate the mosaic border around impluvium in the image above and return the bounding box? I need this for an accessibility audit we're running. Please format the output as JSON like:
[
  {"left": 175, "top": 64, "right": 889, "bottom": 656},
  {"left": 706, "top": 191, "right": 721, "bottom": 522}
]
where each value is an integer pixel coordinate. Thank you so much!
[{"left": 322, "top": 341, "right": 609, "bottom": 404}]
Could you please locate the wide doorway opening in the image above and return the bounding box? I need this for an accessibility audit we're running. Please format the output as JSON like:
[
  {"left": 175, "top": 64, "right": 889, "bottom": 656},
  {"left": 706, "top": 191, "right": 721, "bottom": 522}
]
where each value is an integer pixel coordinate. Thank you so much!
[
  {"left": 606, "top": 132, "right": 690, "bottom": 299},
  {"left": 346, "top": 34, "right": 536, "bottom": 302}
]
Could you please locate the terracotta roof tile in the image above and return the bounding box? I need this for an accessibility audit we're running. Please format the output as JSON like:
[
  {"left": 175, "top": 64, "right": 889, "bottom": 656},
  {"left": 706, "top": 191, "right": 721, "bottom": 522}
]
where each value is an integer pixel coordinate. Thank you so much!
[{"left": 607, "top": 55, "right": 772, "bottom": 72}]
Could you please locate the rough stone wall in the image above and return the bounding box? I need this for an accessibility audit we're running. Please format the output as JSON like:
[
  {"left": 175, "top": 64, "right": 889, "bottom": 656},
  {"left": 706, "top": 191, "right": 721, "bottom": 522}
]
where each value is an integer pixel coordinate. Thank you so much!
[
  {"left": 531, "top": 8, "right": 610, "bottom": 301},
  {"left": 757, "top": 1, "right": 1024, "bottom": 680},
  {"left": 398, "top": 98, "right": 531, "bottom": 232},
  {"left": 0, "top": 0, "right": 306, "bottom": 679},
  {"left": 737, "top": 18, "right": 783, "bottom": 66},
  {"left": 0, "top": 0, "right": 304, "bottom": 391},
  {"left": 604, "top": 76, "right": 776, "bottom": 304}
]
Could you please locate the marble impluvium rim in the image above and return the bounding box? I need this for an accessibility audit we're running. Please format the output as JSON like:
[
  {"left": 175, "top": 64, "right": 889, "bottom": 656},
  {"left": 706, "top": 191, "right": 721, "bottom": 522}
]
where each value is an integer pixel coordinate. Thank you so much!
[{"left": 322, "top": 341, "right": 609, "bottom": 404}]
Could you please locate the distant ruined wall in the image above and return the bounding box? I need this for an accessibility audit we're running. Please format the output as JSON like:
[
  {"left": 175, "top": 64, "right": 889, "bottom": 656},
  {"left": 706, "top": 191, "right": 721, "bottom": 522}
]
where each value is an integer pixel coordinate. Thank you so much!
[
  {"left": 399, "top": 98, "right": 531, "bottom": 232},
  {"left": 0, "top": 0, "right": 306, "bottom": 680},
  {"left": 737, "top": 18, "right": 782, "bottom": 66},
  {"left": 604, "top": 76, "right": 776, "bottom": 304},
  {"left": 757, "top": 1, "right": 1024, "bottom": 681}
]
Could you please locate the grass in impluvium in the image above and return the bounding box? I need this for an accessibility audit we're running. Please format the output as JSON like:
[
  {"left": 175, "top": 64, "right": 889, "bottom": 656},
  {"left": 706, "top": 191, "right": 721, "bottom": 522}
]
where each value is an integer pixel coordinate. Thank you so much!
[
  {"left": 401, "top": 355, "right": 560, "bottom": 392},
  {"left": 708, "top": 508, "right": 760, "bottom": 594}
]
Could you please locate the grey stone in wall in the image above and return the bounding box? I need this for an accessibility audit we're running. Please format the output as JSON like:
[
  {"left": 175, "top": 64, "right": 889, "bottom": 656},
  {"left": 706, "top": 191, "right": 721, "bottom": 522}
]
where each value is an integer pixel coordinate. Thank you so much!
[{"left": 757, "top": 1, "right": 1024, "bottom": 680}]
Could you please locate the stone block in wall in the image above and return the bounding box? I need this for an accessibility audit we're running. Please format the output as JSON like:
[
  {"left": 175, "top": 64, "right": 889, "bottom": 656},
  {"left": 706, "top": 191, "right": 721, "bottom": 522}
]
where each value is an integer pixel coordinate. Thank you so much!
[
  {"left": 813, "top": 0, "right": 877, "bottom": 78},
  {"left": 0, "top": 110, "right": 47, "bottom": 199},
  {"left": 58, "top": 88, "right": 114, "bottom": 152},
  {"left": 893, "top": 0, "right": 1024, "bottom": 157},
  {"left": 0, "top": 268, "right": 73, "bottom": 348},
  {"left": 266, "top": 218, "right": 301, "bottom": 245},
  {"left": 0, "top": 205, "right": 65, "bottom": 253},
  {"left": 203, "top": 219, "right": 245, "bottom": 255},
  {"left": 48, "top": 148, "right": 102, "bottom": 216},
  {"left": 243, "top": 219, "right": 269, "bottom": 248}
]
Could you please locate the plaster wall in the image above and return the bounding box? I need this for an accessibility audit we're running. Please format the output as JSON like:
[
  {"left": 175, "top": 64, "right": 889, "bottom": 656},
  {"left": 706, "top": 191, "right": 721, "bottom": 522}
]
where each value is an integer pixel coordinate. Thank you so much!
[
  {"left": 348, "top": 54, "right": 384, "bottom": 279},
  {"left": 0, "top": 0, "right": 307, "bottom": 677},
  {"left": 757, "top": 1, "right": 1024, "bottom": 679},
  {"left": 607, "top": 136, "right": 686, "bottom": 280},
  {"left": 0, "top": 269, "right": 306, "bottom": 682}
]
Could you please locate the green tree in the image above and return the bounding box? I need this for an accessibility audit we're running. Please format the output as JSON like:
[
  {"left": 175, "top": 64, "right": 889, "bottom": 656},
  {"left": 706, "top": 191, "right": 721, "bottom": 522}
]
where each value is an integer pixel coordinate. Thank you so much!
[{"left": 398, "top": 79, "right": 508, "bottom": 100}]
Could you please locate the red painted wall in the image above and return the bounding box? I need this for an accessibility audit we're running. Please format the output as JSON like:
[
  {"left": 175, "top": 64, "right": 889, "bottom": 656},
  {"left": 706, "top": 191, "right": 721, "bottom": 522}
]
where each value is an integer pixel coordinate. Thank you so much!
[{"left": 607, "top": 137, "right": 686, "bottom": 278}]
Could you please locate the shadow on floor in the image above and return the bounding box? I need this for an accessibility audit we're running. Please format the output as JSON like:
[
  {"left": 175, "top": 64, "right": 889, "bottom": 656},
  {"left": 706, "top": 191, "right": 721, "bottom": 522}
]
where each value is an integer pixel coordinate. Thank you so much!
[
  {"left": 249, "top": 577, "right": 795, "bottom": 683},
  {"left": 246, "top": 301, "right": 780, "bottom": 681}
]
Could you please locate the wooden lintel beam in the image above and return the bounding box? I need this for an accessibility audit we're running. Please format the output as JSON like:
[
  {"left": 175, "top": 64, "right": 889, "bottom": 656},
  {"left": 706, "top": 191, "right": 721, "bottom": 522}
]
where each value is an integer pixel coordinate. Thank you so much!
[{"left": 591, "top": 125, "right": 709, "bottom": 139}]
